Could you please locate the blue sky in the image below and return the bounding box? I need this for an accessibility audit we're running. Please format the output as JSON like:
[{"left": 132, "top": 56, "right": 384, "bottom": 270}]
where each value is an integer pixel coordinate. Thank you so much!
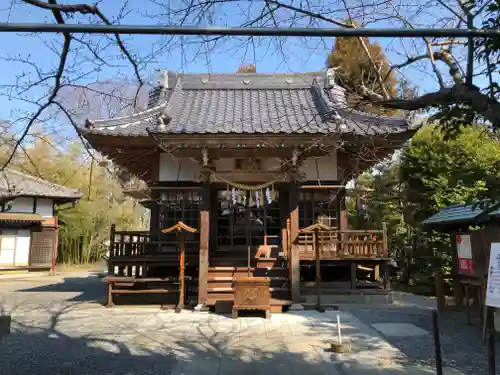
[{"left": 0, "top": 0, "right": 484, "bottom": 141}]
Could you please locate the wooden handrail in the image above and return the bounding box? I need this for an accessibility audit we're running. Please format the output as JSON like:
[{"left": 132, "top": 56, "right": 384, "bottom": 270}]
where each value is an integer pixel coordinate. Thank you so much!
[{"left": 295, "top": 228, "right": 386, "bottom": 258}]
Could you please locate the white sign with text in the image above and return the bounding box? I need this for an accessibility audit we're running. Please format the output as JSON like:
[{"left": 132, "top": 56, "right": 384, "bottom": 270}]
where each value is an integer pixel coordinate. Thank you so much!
[{"left": 486, "top": 243, "right": 500, "bottom": 308}]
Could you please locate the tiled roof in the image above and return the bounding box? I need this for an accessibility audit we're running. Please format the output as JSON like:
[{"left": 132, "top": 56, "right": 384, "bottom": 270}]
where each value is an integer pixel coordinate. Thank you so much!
[
  {"left": 422, "top": 201, "right": 500, "bottom": 227},
  {"left": 0, "top": 168, "right": 82, "bottom": 201},
  {"left": 81, "top": 71, "right": 415, "bottom": 137}
]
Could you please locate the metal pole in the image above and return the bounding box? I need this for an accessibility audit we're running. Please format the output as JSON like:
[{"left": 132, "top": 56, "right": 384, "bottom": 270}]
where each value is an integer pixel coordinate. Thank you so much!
[
  {"left": 0, "top": 23, "right": 498, "bottom": 38},
  {"left": 432, "top": 310, "right": 443, "bottom": 375}
]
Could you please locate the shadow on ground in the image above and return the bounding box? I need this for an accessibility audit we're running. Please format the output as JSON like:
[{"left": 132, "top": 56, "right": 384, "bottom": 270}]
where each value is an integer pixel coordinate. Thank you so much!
[
  {"left": 0, "top": 275, "right": 473, "bottom": 374},
  {"left": 0, "top": 303, "right": 448, "bottom": 375},
  {"left": 16, "top": 276, "right": 107, "bottom": 303}
]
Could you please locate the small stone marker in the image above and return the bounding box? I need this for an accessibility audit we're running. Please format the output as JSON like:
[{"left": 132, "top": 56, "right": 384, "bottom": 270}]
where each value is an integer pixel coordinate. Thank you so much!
[
  {"left": 0, "top": 315, "right": 11, "bottom": 337},
  {"left": 330, "top": 314, "right": 352, "bottom": 353}
]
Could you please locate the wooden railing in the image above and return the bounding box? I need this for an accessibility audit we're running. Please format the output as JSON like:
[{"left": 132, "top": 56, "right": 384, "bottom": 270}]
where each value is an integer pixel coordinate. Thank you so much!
[
  {"left": 296, "top": 228, "right": 388, "bottom": 260},
  {"left": 107, "top": 225, "right": 200, "bottom": 277}
]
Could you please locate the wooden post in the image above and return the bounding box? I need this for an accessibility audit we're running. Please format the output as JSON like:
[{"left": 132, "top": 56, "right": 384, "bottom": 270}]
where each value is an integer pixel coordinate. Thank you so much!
[
  {"left": 450, "top": 232, "right": 464, "bottom": 309},
  {"left": 382, "top": 222, "right": 388, "bottom": 258},
  {"left": 51, "top": 216, "right": 59, "bottom": 275},
  {"left": 198, "top": 181, "right": 210, "bottom": 307},
  {"left": 374, "top": 264, "right": 380, "bottom": 281},
  {"left": 339, "top": 188, "right": 348, "bottom": 257},
  {"left": 108, "top": 224, "right": 116, "bottom": 277},
  {"left": 289, "top": 183, "right": 300, "bottom": 303},
  {"left": 177, "top": 231, "right": 186, "bottom": 313},
  {"left": 383, "top": 261, "right": 391, "bottom": 290},
  {"left": 245, "top": 190, "right": 251, "bottom": 277},
  {"left": 435, "top": 270, "right": 446, "bottom": 312},
  {"left": 314, "top": 229, "right": 322, "bottom": 310},
  {"left": 107, "top": 281, "right": 114, "bottom": 308},
  {"left": 162, "top": 221, "right": 197, "bottom": 313},
  {"left": 350, "top": 261, "right": 357, "bottom": 289}
]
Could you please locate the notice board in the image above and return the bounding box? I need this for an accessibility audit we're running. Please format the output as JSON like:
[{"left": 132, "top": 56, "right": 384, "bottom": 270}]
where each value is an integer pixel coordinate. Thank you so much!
[
  {"left": 486, "top": 242, "right": 500, "bottom": 308},
  {"left": 456, "top": 234, "right": 474, "bottom": 275}
]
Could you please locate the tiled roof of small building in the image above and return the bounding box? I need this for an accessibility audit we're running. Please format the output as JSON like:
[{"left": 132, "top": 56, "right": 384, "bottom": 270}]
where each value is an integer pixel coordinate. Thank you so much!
[
  {"left": 422, "top": 201, "right": 500, "bottom": 228},
  {"left": 0, "top": 168, "right": 82, "bottom": 201},
  {"left": 81, "top": 71, "right": 415, "bottom": 137}
]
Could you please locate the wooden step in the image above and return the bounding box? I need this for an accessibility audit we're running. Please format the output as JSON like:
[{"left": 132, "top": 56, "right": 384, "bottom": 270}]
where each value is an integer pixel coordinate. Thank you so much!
[
  {"left": 206, "top": 295, "right": 293, "bottom": 306},
  {"left": 208, "top": 267, "right": 287, "bottom": 272},
  {"left": 207, "top": 287, "right": 290, "bottom": 293},
  {"left": 207, "top": 275, "right": 287, "bottom": 281}
]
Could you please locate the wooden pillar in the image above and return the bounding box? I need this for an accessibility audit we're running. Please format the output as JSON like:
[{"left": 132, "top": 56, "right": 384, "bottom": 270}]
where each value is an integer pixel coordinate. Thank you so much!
[
  {"left": 382, "top": 222, "right": 388, "bottom": 258},
  {"left": 289, "top": 182, "right": 300, "bottom": 303},
  {"left": 176, "top": 231, "right": 186, "bottom": 313},
  {"left": 108, "top": 224, "right": 116, "bottom": 277},
  {"left": 450, "top": 232, "right": 464, "bottom": 308},
  {"left": 280, "top": 185, "right": 289, "bottom": 258},
  {"left": 383, "top": 261, "right": 391, "bottom": 290},
  {"left": 198, "top": 181, "right": 210, "bottom": 306},
  {"left": 339, "top": 188, "right": 348, "bottom": 231},
  {"left": 339, "top": 188, "right": 348, "bottom": 257},
  {"left": 350, "top": 261, "right": 357, "bottom": 289}
]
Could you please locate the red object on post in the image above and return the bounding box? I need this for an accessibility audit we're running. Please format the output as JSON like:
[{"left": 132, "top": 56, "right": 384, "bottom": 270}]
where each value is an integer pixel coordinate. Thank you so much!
[{"left": 458, "top": 257, "right": 474, "bottom": 275}]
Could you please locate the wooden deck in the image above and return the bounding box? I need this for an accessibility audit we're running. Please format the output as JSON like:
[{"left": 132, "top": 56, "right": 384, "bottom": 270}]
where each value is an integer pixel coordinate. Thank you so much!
[{"left": 105, "top": 225, "right": 390, "bottom": 309}]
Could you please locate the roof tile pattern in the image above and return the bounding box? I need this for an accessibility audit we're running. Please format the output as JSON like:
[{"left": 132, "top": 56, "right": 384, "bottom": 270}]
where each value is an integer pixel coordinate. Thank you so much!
[
  {"left": 82, "top": 72, "right": 413, "bottom": 137},
  {"left": 422, "top": 202, "right": 500, "bottom": 226},
  {"left": 0, "top": 168, "right": 82, "bottom": 200}
]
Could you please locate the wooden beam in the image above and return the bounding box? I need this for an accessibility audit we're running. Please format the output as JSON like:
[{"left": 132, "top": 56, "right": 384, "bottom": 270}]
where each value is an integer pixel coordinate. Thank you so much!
[
  {"left": 198, "top": 181, "right": 210, "bottom": 306},
  {"left": 300, "top": 185, "right": 343, "bottom": 189}
]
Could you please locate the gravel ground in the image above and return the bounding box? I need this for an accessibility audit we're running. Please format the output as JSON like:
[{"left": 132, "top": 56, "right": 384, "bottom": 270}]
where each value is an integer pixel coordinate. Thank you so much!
[{"left": 346, "top": 305, "right": 494, "bottom": 375}]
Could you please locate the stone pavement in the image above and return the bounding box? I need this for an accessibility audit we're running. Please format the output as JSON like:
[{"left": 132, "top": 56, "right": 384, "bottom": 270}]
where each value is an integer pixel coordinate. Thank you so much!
[{"left": 0, "top": 275, "right": 463, "bottom": 375}]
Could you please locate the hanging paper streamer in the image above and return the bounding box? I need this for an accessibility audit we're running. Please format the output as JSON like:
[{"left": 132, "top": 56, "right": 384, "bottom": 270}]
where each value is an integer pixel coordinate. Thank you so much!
[
  {"left": 265, "top": 187, "right": 271, "bottom": 204},
  {"left": 255, "top": 190, "right": 260, "bottom": 208},
  {"left": 231, "top": 187, "right": 237, "bottom": 204}
]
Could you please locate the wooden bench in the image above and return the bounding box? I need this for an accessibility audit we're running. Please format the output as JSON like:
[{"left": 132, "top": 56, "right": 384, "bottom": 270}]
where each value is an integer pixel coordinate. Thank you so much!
[{"left": 104, "top": 276, "right": 180, "bottom": 308}]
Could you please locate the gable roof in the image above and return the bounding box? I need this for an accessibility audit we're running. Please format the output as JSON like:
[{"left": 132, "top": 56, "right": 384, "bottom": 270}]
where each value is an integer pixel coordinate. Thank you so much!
[
  {"left": 81, "top": 71, "right": 416, "bottom": 137},
  {"left": 0, "top": 168, "right": 82, "bottom": 202},
  {"left": 422, "top": 201, "right": 500, "bottom": 229}
]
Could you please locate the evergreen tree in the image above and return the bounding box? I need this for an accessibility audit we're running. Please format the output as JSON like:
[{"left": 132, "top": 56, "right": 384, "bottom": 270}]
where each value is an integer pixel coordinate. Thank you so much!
[{"left": 326, "top": 25, "right": 399, "bottom": 115}]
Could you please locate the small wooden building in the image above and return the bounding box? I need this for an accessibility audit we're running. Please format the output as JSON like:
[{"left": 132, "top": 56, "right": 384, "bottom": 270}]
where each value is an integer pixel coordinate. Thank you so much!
[
  {"left": 422, "top": 202, "right": 500, "bottom": 314},
  {"left": 79, "top": 69, "right": 417, "bottom": 310},
  {"left": 0, "top": 168, "right": 82, "bottom": 271}
]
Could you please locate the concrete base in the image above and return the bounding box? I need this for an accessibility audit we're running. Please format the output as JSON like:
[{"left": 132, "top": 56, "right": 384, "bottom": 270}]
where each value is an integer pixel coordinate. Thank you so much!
[
  {"left": 303, "top": 293, "right": 393, "bottom": 305},
  {"left": 330, "top": 341, "right": 351, "bottom": 353},
  {"left": 0, "top": 315, "right": 11, "bottom": 337},
  {"left": 194, "top": 304, "right": 210, "bottom": 313},
  {"left": 288, "top": 303, "right": 304, "bottom": 311}
]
